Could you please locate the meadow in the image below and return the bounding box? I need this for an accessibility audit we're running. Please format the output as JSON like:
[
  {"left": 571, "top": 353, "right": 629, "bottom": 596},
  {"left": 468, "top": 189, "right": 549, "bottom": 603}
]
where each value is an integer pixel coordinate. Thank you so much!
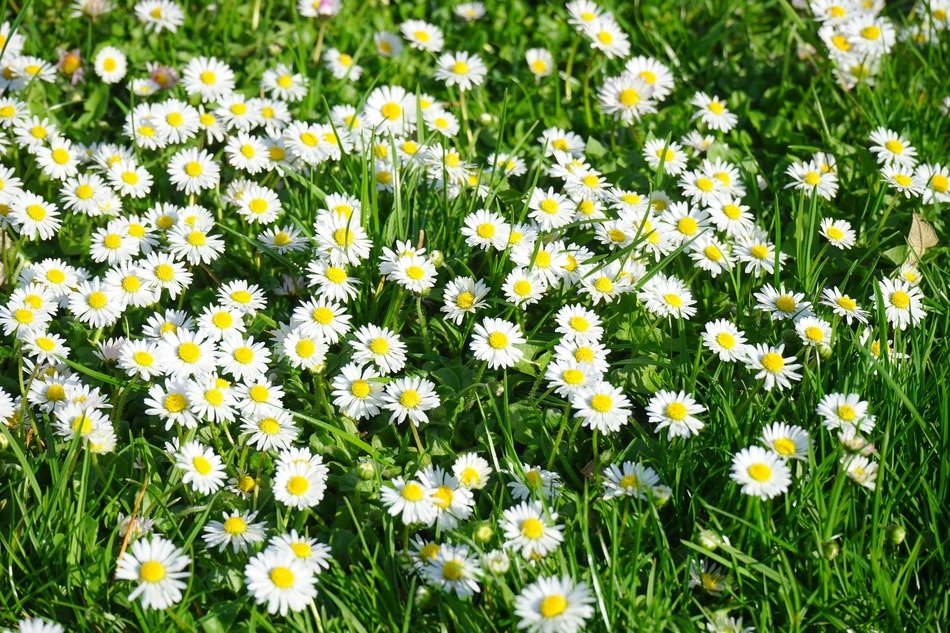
[{"left": 0, "top": 0, "right": 948, "bottom": 631}]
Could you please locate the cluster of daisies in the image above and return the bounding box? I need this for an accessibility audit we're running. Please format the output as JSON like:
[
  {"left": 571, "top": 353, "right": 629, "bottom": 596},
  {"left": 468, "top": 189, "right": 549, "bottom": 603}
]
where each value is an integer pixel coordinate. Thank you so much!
[
  {"left": 0, "top": 0, "right": 939, "bottom": 630},
  {"left": 798, "top": 0, "right": 947, "bottom": 89}
]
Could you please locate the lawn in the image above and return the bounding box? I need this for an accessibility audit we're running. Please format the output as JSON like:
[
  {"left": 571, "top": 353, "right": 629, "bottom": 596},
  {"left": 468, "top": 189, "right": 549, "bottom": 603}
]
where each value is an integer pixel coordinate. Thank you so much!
[{"left": 0, "top": 0, "right": 948, "bottom": 631}]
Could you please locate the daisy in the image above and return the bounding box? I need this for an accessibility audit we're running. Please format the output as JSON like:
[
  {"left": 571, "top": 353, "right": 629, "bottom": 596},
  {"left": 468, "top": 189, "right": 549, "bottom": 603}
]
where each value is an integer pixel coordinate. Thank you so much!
[
  {"left": 261, "top": 63, "right": 308, "bottom": 101},
  {"left": 514, "top": 575, "right": 594, "bottom": 633},
  {"left": 816, "top": 393, "right": 873, "bottom": 433},
  {"left": 168, "top": 147, "right": 220, "bottom": 195},
  {"left": 897, "top": 263, "right": 922, "bottom": 286},
  {"left": 400, "top": 20, "right": 444, "bottom": 52},
  {"left": 707, "top": 197, "right": 754, "bottom": 237},
  {"left": 745, "top": 344, "right": 802, "bottom": 392},
  {"left": 916, "top": 163, "right": 949, "bottom": 204},
  {"left": 184, "top": 374, "right": 236, "bottom": 424},
  {"left": 226, "top": 133, "right": 269, "bottom": 175},
  {"left": 647, "top": 390, "right": 706, "bottom": 439},
  {"left": 471, "top": 318, "right": 525, "bottom": 369},
  {"left": 820, "top": 287, "right": 869, "bottom": 325},
  {"left": 109, "top": 160, "right": 153, "bottom": 198},
  {"left": 638, "top": 274, "right": 697, "bottom": 320},
  {"left": 35, "top": 140, "right": 80, "bottom": 181},
  {"left": 735, "top": 228, "right": 784, "bottom": 275},
  {"left": 643, "top": 138, "right": 688, "bottom": 174},
  {"left": 820, "top": 217, "right": 856, "bottom": 248},
  {"left": 526, "top": 48, "right": 554, "bottom": 79},
  {"left": 290, "top": 299, "right": 351, "bottom": 344},
  {"left": 381, "top": 375, "right": 440, "bottom": 425},
  {"left": 690, "top": 235, "right": 733, "bottom": 277},
  {"left": 795, "top": 315, "right": 833, "bottom": 348},
  {"left": 679, "top": 167, "right": 726, "bottom": 207},
  {"left": 730, "top": 446, "right": 792, "bottom": 499},
  {"left": 690, "top": 559, "right": 730, "bottom": 595},
  {"left": 462, "top": 209, "right": 511, "bottom": 251},
  {"left": 23, "top": 331, "right": 70, "bottom": 364},
  {"left": 501, "top": 500, "right": 564, "bottom": 559},
  {"left": 843, "top": 454, "right": 878, "bottom": 490},
  {"left": 785, "top": 160, "right": 838, "bottom": 200},
  {"left": 423, "top": 107, "right": 460, "bottom": 138},
  {"left": 868, "top": 127, "right": 917, "bottom": 167},
  {"left": 330, "top": 362, "right": 384, "bottom": 420},
  {"left": 424, "top": 544, "right": 481, "bottom": 597},
  {"left": 435, "top": 51, "right": 487, "bottom": 91},
  {"left": 452, "top": 453, "right": 493, "bottom": 490},
  {"left": 374, "top": 31, "right": 404, "bottom": 57},
  {"left": 351, "top": 324, "right": 406, "bottom": 374},
  {"left": 528, "top": 187, "right": 574, "bottom": 231},
  {"left": 555, "top": 304, "right": 603, "bottom": 345},
  {"left": 244, "top": 549, "right": 317, "bottom": 616},
  {"left": 67, "top": 279, "right": 124, "bottom": 328},
  {"left": 690, "top": 92, "right": 738, "bottom": 133},
  {"left": 597, "top": 74, "right": 655, "bottom": 124},
  {"left": 571, "top": 380, "right": 631, "bottom": 434},
  {"left": 167, "top": 224, "right": 225, "bottom": 265},
  {"left": 882, "top": 163, "right": 924, "bottom": 198},
  {"left": 381, "top": 476, "right": 437, "bottom": 525},
  {"left": 602, "top": 461, "right": 661, "bottom": 500},
  {"left": 545, "top": 356, "right": 601, "bottom": 398},
  {"left": 219, "top": 280, "right": 267, "bottom": 315},
  {"left": 10, "top": 193, "right": 62, "bottom": 241},
  {"left": 701, "top": 319, "right": 750, "bottom": 362},
  {"left": 323, "top": 48, "right": 362, "bottom": 81},
  {"left": 538, "top": 127, "right": 585, "bottom": 158},
  {"left": 268, "top": 531, "right": 332, "bottom": 574},
  {"left": 233, "top": 378, "right": 285, "bottom": 418},
  {"left": 115, "top": 535, "right": 190, "bottom": 610},
  {"left": 135, "top": 0, "right": 185, "bottom": 32},
  {"left": 175, "top": 441, "right": 226, "bottom": 495},
  {"left": 0, "top": 303, "right": 51, "bottom": 337},
  {"left": 144, "top": 379, "right": 197, "bottom": 429},
  {"left": 118, "top": 339, "right": 162, "bottom": 380},
  {"left": 503, "top": 267, "right": 548, "bottom": 308},
  {"left": 157, "top": 329, "right": 217, "bottom": 378},
  {"left": 140, "top": 252, "right": 192, "bottom": 299},
  {"left": 307, "top": 259, "right": 360, "bottom": 303},
  {"left": 760, "top": 422, "right": 810, "bottom": 461},
  {"left": 182, "top": 56, "right": 235, "bottom": 103},
  {"left": 875, "top": 277, "right": 925, "bottom": 330},
  {"left": 584, "top": 16, "right": 631, "bottom": 58},
  {"left": 391, "top": 255, "right": 438, "bottom": 294},
  {"left": 259, "top": 225, "right": 307, "bottom": 254},
  {"left": 753, "top": 283, "right": 813, "bottom": 321},
  {"left": 203, "top": 510, "right": 266, "bottom": 553},
  {"left": 365, "top": 85, "right": 417, "bottom": 136},
  {"left": 625, "top": 55, "right": 676, "bottom": 100},
  {"left": 273, "top": 459, "right": 328, "bottom": 509},
  {"left": 420, "top": 465, "right": 475, "bottom": 531}
]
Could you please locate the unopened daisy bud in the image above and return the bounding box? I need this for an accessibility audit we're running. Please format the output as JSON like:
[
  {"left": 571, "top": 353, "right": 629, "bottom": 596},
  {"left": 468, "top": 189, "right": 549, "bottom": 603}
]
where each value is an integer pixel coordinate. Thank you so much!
[
  {"left": 0, "top": 433, "right": 8, "bottom": 449},
  {"left": 818, "top": 344, "right": 833, "bottom": 359},
  {"left": 356, "top": 459, "right": 376, "bottom": 480},
  {"left": 479, "top": 112, "right": 494, "bottom": 125},
  {"left": 698, "top": 529, "right": 723, "bottom": 550},
  {"left": 822, "top": 540, "right": 840, "bottom": 560},
  {"left": 414, "top": 584, "right": 434, "bottom": 608},
  {"left": 756, "top": 174, "right": 768, "bottom": 190},
  {"left": 886, "top": 523, "right": 906, "bottom": 546},
  {"left": 652, "top": 484, "right": 672, "bottom": 505},
  {"left": 428, "top": 250, "right": 444, "bottom": 267},
  {"left": 483, "top": 549, "right": 510, "bottom": 574},
  {"left": 474, "top": 521, "right": 494, "bottom": 544}
]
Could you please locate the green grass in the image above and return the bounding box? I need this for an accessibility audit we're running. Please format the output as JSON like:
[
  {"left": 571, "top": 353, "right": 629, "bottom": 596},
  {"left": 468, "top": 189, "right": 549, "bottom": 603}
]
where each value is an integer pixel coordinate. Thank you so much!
[{"left": 0, "top": 0, "right": 948, "bottom": 631}]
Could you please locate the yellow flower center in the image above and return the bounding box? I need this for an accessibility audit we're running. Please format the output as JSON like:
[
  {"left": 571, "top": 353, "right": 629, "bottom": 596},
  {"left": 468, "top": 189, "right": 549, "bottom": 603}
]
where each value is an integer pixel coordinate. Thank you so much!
[
  {"left": 259, "top": 417, "right": 281, "bottom": 435},
  {"left": 350, "top": 380, "right": 371, "bottom": 398},
  {"left": 539, "top": 198, "right": 559, "bottom": 214},
  {"left": 562, "top": 369, "right": 584, "bottom": 385},
  {"left": 776, "top": 295, "right": 797, "bottom": 313},
  {"left": 192, "top": 456, "right": 213, "bottom": 475},
  {"left": 187, "top": 231, "right": 206, "bottom": 246},
  {"left": 890, "top": 291, "right": 910, "bottom": 309},
  {"left": 860, "top": 25, "right": 881, "bottom": 40},
  {"left": 441, "top": 560, "right": 463, "bottom": 580},
  {"left": 155, "top": 264, "right": 175, "bottom": 282},
  {"left": 664, "top": 293, "right": 683, "bottom": 308},
  {"left": 133, "top": 350, "right": 154, "bottom": 366},
  {"left": 803, "top": 171, "right": 821, "bottom": 186},
  {"left": 138, "top": 561, "right": 166, "bottom": 583},
  {"left": 513, "top": 280, "right": 533, "bottom": 297},
  {"left": 401, "top": 482, "right": 424, "bottom": 501},
  {"left": 488, "top": 331, "right": 509, "bottom": 349},
  {"left": 184, "top": 161, "right": 203, "bottom": 177},
  {"left": 399, "top": 389, "right": 421, "bottom": 408},
  {"left": 451, "top": 61, "right": 469, "bottom": 75},
  {"left": 87, "top": 291, "right": 108, "bottom": 309},
  {"left": 539, "top": 595, "right": 567, "bottom": 618},
  {"left": 618, "top": 88, "right": 639, "bottom": 107},
  {"left": 121, "top": 276, "right": 141, "bottom": 292},
  {"left": 249, "top": 385, "right": 269, "bottom": 402},
  {"left": 286, "top": 475, "right": 310, "bottom": 496},
  {"left": 826, "top": 226, "right": 844, "bottom": 240},
  {"left": 665, "top": 402, "right": 687, "bottom": 421},
  {"left": 233, "top": 347, "right": 254, "bottom": 364},
  {"left": 590, "top": 394, "right": 613, "bottom": 413},
  {"left": 696, "top": 177, "right": 714, "bottom": 192},
  {"left": 761, "top": 352, "right": 784, "bottom": 373},
  {"left": 837, "top": 404, "right": 856, "bottom": 421},
  {"left": 931, "top": 174, "right": 948, "bottom": 193},
  {"left": 381, "top": 102, "right": 402, "bottom": 120},
  {"left": 805, "top": 326, "right": 824, "bottom": 342},
  {"left": 521, "top": 517, "right": 544, "bottom": 539},
  {"left": 164, "top": 393, "right": 187, "bottom": 413},
  {"left": 51, "top": 148, "right": 70, "bottom": 165},
  {"left": 704, "top": 245, "right": 723, "bottom": 261},
  {"left": 747, "top": 463, "right": 772, "bottom": 482},
  {"left": 26, "top": 204, "right": 47, "bottom": 221},
  {"left": 269, "top": 566, "right": 295, "bottom": 589},
  {"left": 715, "top": 332, "right": 735, "bottom": 349},
  {"left": 433, "top": 485, "right": 453, "bottom": 509},
  {"left": 773, "top": 438, "right": 796, "bottom": 456},
  {"left": 223, "top": 516, "right": 246, "bottom": 535},
  {"left": 178, "top": 342, "right": 201, "bottom": 363},
  {"left": 893, "top": 174, "right": 912, "bottom": 187},
  {"left": 677, "top": 217, "right": 698, "bottom": 235}
]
